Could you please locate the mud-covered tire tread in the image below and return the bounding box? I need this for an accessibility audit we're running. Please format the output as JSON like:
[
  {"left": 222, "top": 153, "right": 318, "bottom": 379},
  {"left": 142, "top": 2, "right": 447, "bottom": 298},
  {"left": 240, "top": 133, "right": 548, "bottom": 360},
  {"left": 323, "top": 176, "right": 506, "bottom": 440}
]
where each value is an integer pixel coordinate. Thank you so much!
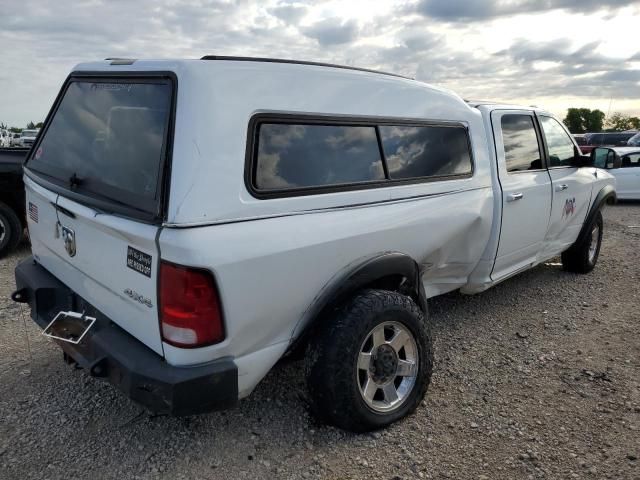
[
  {"left": 305, "top": 289, "right": 433, "bottom": 432},
  {"left": 0, "top": 202, "right": 22, "bottom": 259},
  {"left": 561, "top": 210, "right": 603, "bottom": 274}
]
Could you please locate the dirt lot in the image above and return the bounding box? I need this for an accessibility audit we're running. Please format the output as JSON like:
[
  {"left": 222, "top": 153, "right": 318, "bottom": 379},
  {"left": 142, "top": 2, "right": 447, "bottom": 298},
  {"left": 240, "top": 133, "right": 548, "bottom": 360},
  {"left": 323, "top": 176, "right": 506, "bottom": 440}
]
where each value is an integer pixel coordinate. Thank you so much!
[{"left": 1, "top": 204, "right": 638, "bottom": 480}]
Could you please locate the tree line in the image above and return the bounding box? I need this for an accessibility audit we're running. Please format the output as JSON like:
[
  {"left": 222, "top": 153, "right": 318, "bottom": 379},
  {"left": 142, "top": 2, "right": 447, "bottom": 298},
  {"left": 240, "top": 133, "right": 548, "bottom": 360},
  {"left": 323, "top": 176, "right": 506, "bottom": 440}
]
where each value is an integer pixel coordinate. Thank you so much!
[
  {"left": 563, "top": 108, "right": 640, "bottom": 134},
  {"left": 0, "top": 121, "right": 44, "bottom": 133}
]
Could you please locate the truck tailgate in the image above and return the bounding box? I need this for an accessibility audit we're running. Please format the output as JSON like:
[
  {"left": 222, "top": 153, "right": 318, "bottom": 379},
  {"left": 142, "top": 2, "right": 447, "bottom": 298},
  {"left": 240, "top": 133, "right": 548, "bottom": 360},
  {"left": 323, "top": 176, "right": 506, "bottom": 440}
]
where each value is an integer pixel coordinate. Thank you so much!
[{"left": 26, "top": 176, "right": 163, "bottom": 355}]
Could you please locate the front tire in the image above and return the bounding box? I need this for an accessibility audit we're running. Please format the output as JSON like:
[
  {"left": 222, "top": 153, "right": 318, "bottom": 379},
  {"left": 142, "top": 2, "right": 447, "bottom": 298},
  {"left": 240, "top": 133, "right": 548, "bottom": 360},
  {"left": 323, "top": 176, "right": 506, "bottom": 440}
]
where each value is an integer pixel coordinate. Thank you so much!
[
  {"left": 561, "top": 210, "right": 603, "bottom": 273},
  {"left": 305, "top": 289, "right": 433, "bottom": 432},
  {"left": 0, "top": 202, "right": 22, "bottom": 259}
]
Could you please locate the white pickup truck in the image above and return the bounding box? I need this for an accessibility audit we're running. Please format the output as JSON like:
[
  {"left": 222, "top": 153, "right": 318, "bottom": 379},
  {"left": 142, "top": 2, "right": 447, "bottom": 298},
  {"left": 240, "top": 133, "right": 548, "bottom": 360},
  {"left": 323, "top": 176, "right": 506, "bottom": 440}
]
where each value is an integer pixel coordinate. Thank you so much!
[
  {"left": 18, "top": 129, "right": 39, "bottom": 148},
  {"left": 13, "top": 57, "right": 618, "bottom": 432}
]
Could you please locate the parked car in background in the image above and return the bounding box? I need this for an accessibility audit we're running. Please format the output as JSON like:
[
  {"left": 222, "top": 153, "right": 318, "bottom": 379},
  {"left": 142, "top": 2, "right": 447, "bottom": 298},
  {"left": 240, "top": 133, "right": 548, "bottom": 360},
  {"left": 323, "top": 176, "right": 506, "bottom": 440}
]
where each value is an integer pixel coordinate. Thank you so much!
[
  {"left": 581, "top": 131, "right": 638, "bottom": 154},
  {"left": 13, "top": 57, "right": 618, "bottom": 432},
  {"left": 573, "top": 134, "right": 586, "bottom": 147},
  {"left": 0, "top": 147, "right": 28, "bottom": 257},
  {"left": 607, "top": 147, "right": 640, "bottom": 200},
  {"left": 18, "top": 129, "right": 39, "bottom": 148},
  {"left": 627, "top": 132, "right": 640, "bottom": 146},
  {"left": 0, "top": 129, "right": 11, "bottom": 147},
  {"left": 10, "top": 132, "right": 22, "bottom": 147}
]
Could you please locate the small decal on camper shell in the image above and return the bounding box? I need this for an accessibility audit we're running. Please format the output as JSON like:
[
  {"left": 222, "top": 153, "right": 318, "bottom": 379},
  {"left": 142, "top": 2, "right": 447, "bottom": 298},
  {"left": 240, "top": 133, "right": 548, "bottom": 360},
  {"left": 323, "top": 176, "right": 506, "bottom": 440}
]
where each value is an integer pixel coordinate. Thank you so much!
[{"left": 126, "top": 246, "right": 152, "bottom": 278}]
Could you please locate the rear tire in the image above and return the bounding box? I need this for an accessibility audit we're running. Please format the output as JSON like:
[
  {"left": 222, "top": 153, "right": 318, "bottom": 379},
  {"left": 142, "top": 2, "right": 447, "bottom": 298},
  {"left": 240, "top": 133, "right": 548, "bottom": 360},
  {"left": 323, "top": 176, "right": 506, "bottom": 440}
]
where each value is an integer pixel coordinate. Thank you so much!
[
  {"left": 0, "top": 202, "right": 22, "bottom": 259},
  {"left": 305, "top": 289, "right": 433, "bottom": 432},
  {"left": 561, "top": 210, "right": 603, "bottom": 274}
]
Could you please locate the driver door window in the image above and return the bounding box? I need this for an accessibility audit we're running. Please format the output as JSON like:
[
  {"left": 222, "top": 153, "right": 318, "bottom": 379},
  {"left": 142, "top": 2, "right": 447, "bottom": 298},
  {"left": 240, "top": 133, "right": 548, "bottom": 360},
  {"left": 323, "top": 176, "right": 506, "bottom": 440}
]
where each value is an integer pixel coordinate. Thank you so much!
[{"left": 539, "top": 116, "right": 575, "bottom": 167}]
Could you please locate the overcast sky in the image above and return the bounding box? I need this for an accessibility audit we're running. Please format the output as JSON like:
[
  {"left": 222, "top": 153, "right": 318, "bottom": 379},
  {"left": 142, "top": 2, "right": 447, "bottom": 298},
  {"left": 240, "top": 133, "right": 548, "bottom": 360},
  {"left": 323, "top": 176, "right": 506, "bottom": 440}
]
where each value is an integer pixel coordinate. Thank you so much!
[{"left": 1, "top": 0, "right": 639, "bottom": 127}]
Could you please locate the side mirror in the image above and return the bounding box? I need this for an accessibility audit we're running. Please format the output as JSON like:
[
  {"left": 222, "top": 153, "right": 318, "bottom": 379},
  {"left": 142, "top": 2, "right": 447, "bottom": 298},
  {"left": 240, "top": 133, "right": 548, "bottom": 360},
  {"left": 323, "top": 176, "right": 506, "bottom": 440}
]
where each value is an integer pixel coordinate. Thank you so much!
[{"left": 591, "top": 147, "right": 621, "bottom": 169}]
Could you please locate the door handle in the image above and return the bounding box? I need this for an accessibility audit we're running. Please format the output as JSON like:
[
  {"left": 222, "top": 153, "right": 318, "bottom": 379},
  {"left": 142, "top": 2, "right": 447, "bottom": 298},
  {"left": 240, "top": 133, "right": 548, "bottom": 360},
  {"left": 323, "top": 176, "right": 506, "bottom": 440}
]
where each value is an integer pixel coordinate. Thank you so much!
[
  {"left": 506, "top": 192, "right": 524, "bottom": 202},
  {"left": 555, "top": 184, "right": 569, "bottom": 192}
]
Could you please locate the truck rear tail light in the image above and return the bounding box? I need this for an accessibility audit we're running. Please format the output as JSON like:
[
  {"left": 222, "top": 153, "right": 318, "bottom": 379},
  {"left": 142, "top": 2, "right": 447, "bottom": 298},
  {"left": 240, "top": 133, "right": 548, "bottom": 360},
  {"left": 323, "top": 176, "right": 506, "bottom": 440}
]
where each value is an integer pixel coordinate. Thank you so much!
[{"left": 159, "top": 262, "right": 225, "bottom": 348}]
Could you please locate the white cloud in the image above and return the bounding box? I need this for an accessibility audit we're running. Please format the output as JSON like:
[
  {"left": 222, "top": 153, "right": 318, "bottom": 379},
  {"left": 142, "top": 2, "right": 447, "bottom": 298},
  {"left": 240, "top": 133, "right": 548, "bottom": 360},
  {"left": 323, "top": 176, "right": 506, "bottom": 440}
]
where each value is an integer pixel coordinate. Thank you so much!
[{"left": 302, "top": 18, "right": 359, "bottom": 45}]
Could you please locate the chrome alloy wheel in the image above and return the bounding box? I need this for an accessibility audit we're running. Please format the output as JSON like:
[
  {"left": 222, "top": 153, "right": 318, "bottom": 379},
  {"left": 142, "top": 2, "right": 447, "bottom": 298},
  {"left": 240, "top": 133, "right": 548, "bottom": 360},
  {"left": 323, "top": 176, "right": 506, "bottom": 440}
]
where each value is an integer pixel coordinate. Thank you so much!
[
  {"left": 356, "top": 321, "right": 419, "bottom": 413},
  {"left": 588, "top": 223, "right": 600, "bottom": 264}
]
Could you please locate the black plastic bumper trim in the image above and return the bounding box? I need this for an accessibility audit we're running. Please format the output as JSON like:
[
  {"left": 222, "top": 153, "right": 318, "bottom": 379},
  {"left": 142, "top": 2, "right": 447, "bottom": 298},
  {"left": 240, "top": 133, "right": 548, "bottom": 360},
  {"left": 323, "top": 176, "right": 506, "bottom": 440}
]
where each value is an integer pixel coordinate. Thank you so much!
[{"left": 13, "top": 257, "right": 239, "bottom": 416}]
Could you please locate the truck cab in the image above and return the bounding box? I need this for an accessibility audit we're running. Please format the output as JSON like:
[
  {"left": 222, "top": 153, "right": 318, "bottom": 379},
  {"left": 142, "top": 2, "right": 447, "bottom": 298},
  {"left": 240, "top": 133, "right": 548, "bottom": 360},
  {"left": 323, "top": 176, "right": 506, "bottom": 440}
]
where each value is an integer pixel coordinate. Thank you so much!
[{"left": 468, "top": 103, "right": 615, "bottom": 285}]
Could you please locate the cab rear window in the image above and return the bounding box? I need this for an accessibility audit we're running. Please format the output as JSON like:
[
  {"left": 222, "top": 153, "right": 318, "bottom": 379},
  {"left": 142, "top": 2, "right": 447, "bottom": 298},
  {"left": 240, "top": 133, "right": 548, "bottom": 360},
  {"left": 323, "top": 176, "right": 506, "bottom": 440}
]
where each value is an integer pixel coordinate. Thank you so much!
[{"left": 27, "top": 77, "right": 173, "bottom": 219}]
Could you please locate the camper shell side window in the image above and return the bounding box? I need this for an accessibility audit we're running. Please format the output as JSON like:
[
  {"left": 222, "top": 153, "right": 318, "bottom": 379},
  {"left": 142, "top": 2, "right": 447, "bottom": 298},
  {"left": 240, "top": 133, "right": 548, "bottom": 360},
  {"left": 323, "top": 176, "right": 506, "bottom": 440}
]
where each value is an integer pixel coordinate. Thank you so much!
[{"left": 246, "top": 114, "right": 474, "bottom": 199}]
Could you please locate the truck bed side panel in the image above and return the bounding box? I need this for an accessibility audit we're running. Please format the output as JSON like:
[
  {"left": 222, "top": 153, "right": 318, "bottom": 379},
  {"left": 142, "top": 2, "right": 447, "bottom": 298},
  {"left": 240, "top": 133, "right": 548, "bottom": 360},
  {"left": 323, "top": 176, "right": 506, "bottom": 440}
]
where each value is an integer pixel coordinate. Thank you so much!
[{"left": 158, "top": 185, "right": 493, "bottom": 370}]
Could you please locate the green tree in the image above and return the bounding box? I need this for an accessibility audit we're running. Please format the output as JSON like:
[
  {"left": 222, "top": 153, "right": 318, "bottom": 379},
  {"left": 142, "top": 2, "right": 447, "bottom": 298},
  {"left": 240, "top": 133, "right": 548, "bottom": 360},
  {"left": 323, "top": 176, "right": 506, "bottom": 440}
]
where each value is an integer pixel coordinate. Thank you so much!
[
  {"left": 26, "top": 121, "right": 36, "bottom": 129},
  {"left": 605, "top": 112, "right": 640, "bottom": 131},
  {"left": 35, "top": 122, "right": 44, "bottom": 129},
  {"left": 606, "top": 112, "right": 634, "bottom": 132},
  {"left": 563, "top": 108, "right": 605, "bottom": 133}
]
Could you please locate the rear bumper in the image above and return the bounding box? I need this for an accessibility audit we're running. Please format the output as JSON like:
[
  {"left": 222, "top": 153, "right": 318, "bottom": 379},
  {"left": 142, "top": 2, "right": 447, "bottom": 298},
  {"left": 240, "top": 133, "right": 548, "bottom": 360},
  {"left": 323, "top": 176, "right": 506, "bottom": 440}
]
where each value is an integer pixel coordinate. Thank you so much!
[{"left": 14, "top": 256, "right": 238, "bottom": 415}]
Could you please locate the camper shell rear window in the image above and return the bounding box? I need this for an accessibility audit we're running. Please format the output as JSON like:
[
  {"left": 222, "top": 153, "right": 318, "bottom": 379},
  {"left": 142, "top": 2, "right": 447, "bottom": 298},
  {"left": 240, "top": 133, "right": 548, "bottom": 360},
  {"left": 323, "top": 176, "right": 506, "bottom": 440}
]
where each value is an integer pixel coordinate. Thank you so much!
[{"left": 26, "top": 73, "right": 175, "bottom": 222}]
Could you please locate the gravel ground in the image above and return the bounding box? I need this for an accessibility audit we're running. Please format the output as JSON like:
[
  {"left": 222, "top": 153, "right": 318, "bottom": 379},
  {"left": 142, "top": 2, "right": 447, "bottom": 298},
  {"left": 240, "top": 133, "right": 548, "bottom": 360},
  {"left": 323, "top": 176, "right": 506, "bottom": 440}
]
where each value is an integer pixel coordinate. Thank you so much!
[{"left": 1, "top": 204, "right": 638, "bottom": 480}]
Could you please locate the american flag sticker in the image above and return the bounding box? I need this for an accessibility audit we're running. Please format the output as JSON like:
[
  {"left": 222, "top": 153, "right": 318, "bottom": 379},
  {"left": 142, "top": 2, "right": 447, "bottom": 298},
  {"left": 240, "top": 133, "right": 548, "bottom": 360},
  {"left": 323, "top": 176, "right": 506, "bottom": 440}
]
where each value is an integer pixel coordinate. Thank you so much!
[{"left": 28, "top": 202, "right": 38, "bottom": 223}]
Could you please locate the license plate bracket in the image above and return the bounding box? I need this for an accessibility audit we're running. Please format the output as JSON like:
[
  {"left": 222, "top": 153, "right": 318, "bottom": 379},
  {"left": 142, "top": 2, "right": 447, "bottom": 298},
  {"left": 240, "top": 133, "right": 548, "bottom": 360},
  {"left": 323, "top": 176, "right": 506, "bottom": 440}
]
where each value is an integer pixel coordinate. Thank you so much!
[{"left": 42, "top": 311, "right": 97, "bottom": 345}]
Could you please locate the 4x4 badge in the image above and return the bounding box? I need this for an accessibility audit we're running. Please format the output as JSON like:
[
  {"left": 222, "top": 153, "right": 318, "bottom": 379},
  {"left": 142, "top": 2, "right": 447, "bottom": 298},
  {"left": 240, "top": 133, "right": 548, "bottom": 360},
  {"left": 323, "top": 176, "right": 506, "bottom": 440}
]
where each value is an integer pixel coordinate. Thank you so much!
[
  {"left": 61, "top": 226, "right": 76, "bottom": 257},
  {"left": 124, "top": 288, "right": 153, "bottom": 308}
]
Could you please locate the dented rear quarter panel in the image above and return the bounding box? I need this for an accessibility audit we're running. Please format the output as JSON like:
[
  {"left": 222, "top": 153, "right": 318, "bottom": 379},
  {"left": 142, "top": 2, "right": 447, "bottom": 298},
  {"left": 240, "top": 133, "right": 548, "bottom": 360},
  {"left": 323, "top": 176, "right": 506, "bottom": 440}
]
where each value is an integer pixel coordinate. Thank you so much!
[{"left": 159, "top": 184, "right": 493, "bottom": 395}]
